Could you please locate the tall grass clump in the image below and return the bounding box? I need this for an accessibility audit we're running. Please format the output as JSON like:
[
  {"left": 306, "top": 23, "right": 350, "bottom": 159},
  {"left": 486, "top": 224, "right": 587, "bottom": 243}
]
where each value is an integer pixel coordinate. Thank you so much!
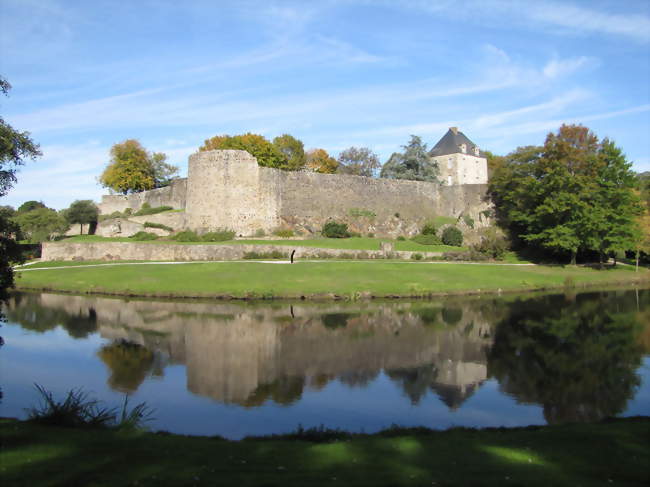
[
  {"left": 202, "top": 228, "right": 236, "bottom": 242},
  {"left": 133, "top": 204, "right": 173, "bottom": 217},
  {"left": 172, "top": 230, "right": 201, "bottom": 242},
  {"left": 26, "top": 384, "right": 154, "bottom": 430}
]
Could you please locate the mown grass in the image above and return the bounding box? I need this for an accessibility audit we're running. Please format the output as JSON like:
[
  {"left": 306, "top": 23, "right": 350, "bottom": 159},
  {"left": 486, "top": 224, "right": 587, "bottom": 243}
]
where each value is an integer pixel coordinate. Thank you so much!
[
  {"left": 61, "top": 235, "right": 466, "bottom": 252},
  {"left": 14, "top": 260, "right": 648, "bottom": 299},
  {"left": 1, "top": 417, "right": 648, "bottom": 486}
]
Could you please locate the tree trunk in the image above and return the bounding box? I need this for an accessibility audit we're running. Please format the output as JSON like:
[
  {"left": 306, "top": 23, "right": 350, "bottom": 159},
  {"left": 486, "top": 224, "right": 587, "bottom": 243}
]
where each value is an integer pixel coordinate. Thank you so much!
[{"left": 570, "top": 249, "right": 577, "bottom": 266}]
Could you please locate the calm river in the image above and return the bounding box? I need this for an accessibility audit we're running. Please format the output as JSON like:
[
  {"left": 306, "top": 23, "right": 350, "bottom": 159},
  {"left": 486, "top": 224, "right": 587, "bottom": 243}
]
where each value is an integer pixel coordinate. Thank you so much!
[{"left": 2, "top": 288, "right": 649, "bottom": 439}]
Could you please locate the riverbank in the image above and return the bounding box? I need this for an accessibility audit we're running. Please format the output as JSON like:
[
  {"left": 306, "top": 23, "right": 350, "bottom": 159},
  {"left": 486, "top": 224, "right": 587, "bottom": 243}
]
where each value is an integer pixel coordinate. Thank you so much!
[
  {"left": 2, "top": 417, "right": 648, "bottom": 486},
  {"left": 13, "top": 260, "right": 650, "bottom": 300}
]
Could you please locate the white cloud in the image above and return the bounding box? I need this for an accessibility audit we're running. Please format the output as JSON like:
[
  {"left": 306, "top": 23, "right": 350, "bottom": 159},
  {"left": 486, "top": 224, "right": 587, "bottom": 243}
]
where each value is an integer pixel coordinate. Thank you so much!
[{"left": 542, "top": 56, "right": 597, "bottom": 79}]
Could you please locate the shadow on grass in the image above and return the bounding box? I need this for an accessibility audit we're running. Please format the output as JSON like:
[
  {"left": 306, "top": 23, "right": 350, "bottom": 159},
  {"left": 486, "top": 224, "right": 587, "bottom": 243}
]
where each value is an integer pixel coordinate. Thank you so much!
[{"left": 2, "top": 418, "right": 648, "bottom": 487}]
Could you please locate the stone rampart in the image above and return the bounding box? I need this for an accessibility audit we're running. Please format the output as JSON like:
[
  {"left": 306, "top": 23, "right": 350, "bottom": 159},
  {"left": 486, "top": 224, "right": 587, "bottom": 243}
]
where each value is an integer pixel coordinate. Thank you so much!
[
  {"left": 98, "top": 178, "right": 187, "bottom": 214},
  {"left": 41, "top": 241, "right": 442, "bottom": 262}
]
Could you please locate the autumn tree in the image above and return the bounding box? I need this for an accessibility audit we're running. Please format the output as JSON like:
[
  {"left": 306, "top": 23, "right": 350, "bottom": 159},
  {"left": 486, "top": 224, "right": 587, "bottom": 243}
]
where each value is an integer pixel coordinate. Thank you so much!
[
  {"left": 64, "top": 200, "right": 99, "bottom": 234},
  {"left": 305, "top": 148, "right": 338, "bottom": 174},
  {"left": 380, "top": 135, "right": 439, "bottom": 182},
  {"left": 100, "top": 140, "right": 155, "bottom": 194},
  {"left": 337, "top": 146, "right": 380, "bottom": 177},
  {"left": 199, "top": 133, "right": 287, "bottom": 169},
  {"left": 489, "top": 125, "right": 642, "bottom": 264},
  {"left": 273, "top": 134, "right": 306, "bottom": 170}
]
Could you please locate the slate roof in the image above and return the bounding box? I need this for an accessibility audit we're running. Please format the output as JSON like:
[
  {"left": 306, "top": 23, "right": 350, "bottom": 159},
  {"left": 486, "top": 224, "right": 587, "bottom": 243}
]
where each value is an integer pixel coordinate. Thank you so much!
[{"left": 429, "top": 127, "right": 484, "bottom": 158}]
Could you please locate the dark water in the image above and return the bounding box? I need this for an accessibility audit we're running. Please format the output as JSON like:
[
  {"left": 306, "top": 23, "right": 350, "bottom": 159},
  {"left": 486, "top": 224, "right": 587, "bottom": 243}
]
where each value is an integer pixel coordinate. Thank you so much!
[{"left": 2, "top": 288, "right": 649, "bottom": 439}]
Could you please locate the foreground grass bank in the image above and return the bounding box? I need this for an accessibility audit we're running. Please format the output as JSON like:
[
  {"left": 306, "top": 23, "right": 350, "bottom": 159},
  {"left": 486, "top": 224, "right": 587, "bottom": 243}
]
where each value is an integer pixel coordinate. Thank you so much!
[
  {"left": 14, "top": 260, "right": 649, "bottom": 299},
  {"left": 2, "top": 418, "right": 648, "bottom": 486}
]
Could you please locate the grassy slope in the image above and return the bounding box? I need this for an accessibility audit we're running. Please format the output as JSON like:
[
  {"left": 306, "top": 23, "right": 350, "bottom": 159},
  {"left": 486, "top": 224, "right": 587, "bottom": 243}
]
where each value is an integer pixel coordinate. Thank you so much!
[
  {"left": 61, "top": 235, "right": 466, "bottom": 252},
  {"left": 2, "top": 418, "right": 648, "bottom": 487},
  {"left": 15, "top": 260, "right": 648, "bottom": 298}
]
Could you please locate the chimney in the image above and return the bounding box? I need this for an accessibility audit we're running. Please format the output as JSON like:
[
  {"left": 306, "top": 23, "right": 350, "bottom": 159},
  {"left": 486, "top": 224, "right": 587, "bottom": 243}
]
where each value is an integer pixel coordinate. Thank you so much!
[{"left": 450, "top": 127, "right": 458, "bottom": 135}]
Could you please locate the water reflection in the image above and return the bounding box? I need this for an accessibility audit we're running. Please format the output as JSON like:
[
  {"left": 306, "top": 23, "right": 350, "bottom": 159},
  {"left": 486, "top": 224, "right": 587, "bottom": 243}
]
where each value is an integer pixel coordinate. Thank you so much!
[{"left": 4, "top": 288, "right": 649, "bottom": 427}]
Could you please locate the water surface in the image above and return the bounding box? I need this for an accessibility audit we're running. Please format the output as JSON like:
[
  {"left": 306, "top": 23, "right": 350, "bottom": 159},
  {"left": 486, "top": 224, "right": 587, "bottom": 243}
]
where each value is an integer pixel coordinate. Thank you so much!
[{"left": 2, "top": 288, "right": 649, "bottom": 439}]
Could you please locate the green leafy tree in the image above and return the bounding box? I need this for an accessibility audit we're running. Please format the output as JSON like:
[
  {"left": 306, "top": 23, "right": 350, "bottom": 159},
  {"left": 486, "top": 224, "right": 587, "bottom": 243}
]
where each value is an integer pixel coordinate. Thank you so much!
[
  {"left": 199, "top": 133, "right": 287, "bottom": 169},
  {"left": 17, "top": 200, "right": 46, "bottom": 213},
  {"left": 1, "top": 76, "right": 41, "bottom": 298},
  {"left": 305, "top": 148, "right": 338, "bottom": 174},
  {"left": 99, "top": 140, "right": 155, "bottom": 194},
  {"left": 337, "top": 146, "right": 380, "bottom": 177},
  {"left": 13, "top": 207, "right": 69, "bottom": 243},
  {"left": 150, "top": 152, "right": 179, "bottom": 188},
  {"left": 272, "top": 134, "right": 306, "bottom": 170},
  {"left": 64, "top": 200, "right": 99, "bottom": 234},
  {"left": 380, "top": 135, "right": 439, "bottom": 182},
  {"left": 489, "top": 125, "right": 641, "bottom": 264}
]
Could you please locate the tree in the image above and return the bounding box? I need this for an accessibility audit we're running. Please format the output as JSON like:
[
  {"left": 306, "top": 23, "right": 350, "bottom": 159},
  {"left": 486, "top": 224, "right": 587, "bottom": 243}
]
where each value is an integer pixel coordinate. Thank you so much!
[
  {"left": 337, "top": 146, "right": 380, "bottom": 177},
  {"left": 150, "top": 152, "right": 179, "bottom": 188},
  {"left": 17, "top": 200, "right": 46, "bottom": 213},
  {"left": 1, "top": 76, "right": 41, "bottom": 298},
  {"left": 380, "top": 135, "right": 439, "bottom": 182},
  {"left": 305, "top": 148, "right": 338, "bottom": 174},
  {"left": 64, "top": 200, "right": 99, "bottom": 234},
  {"left": 199, "top": 133, "right": 287, "bottom": 169},
  {"left": 99, "top": 140, "right": 155, "bottom": 194},
  {"left": 272, "top": 134, "right": 306, "bottom": 170},
  {"left": 13, "top": 207, "right": 69, "bottom": 243},
  {"left": 489, "top": 125, "right": 642, "bottom": 264}
]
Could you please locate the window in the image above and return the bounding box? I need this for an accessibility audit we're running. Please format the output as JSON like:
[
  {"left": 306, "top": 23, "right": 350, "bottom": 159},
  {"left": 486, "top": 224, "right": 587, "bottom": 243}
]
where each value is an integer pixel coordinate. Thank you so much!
[
  {"left": 447, "top": 175, "right": 452, "bottom": 185},
  {"left": 448, "top": 158, "right": 453, "bottom": 169}
]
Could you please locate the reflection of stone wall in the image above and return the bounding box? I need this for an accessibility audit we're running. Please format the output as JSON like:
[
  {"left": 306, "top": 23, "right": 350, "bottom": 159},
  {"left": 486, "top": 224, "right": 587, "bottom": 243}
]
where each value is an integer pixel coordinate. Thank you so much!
[{"left": 14, "top": 293, "right": 494, "bottom": 406}]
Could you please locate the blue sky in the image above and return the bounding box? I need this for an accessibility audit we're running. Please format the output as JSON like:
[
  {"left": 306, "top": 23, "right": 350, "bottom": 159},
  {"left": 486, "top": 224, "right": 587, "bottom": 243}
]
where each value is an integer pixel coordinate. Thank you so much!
[{"left": 1, "top": 0, "right": 649, "bottom": 209}]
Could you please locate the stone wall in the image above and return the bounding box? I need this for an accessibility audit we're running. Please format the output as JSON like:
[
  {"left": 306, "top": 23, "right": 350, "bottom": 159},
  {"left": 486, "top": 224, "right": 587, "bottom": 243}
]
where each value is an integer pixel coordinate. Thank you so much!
[
  {"left": 98, "top": 178, "right": 187, "bottom": 215},
  {"left": 186, "top": 150, "right": 490, "bottom": 237},
  {"left": 41, "top": 241, "right": 442, "bottom": 262}
]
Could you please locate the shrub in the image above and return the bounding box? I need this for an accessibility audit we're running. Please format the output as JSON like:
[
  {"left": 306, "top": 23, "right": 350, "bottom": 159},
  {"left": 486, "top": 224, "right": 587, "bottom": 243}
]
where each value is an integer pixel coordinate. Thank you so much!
[
  {"left": 394, "top": 212, "right": 400, "bottom": 218},
  {"left": 130, "top": 231, "right": 158, "bottom": 241},
  {"left": 243, "top": 250, "right": 287, "bottom": 259},
  {"left": 254, "top": 228, "right": 266, "bottom": 237},
  {"left": 462, "top": 214, "right": 475, "bottom": 229},
  {"left": 421, "top": 221, "right": 437, "bottom": 235},
  {"left": 348, "top": 208, "right": 376, "bottom": 218},
  {"left": 322, "top": 221, "right": 350, "bottom": 238},
  {"left": 349, "top": 231, "right": 361, "bottom": 238},
  {"left": 411, "top": 234, "right": 442, "bottom": 245},
  {"left": 367, "top": 232, "right": 375, "bottom": 238},
  {"left": 133, "top": 205, "right": 173, "bottom": 217},
  {"left": 441, "top": 226, "right": 463, "bottom": 246},
  {"left": 411, "top": 253, "right": 423, "bottom": 260},
  {"left": 143, "top": 222, "right": 173, "bottom": 232},
  {"left": 396, "top": 236, "right": 406, "bottom": 241},
  {"left": 123, "top": 208, "right": 133, "bottom": 216},
  {"left": 273, "top": 228, "right": 294, "bottom": 238},
  {"left": 202, "top": 228, "right": 236, "bottom": 242},
  {"left": 471, "top": 227, "right": 508, "bottom": 259},
  {"left": 172, "top": 230, "right": 201, "bottom": 242}
]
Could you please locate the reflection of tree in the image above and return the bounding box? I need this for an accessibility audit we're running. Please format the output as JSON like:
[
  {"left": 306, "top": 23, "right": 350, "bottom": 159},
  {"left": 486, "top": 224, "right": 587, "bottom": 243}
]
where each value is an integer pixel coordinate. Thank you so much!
[
  {"left": 488, "top": 292, "right": 645, "bottom": 424},
  {"left": 97, "top": 340, "right": 154, "bottom": 393},
  {"left": 386, "top": 365, "right": 438, "bottom": 405},
  {"left": 242, "top": 376, "right": 305, "bottom": 408},
  {"left": 339, "top": 369, "right": 379, "bottom": 388},
  {"left": 441, "top": 307, "right": 463, "bottom": 325},
  {"left": 5, "top": 294, "right": 97, "bottom": 338},
  {"left": 321, "top": 313, "right": 357, "bottom": 329}
]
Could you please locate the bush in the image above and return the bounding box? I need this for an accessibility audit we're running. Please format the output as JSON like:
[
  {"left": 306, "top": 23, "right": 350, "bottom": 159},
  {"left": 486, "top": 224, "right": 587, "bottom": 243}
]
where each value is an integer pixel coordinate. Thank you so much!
[
  {"left": 243, "top": 250, "right": 287, "bottom": 259},
  {"left": 396, "top": 236, "right": 406, "bottom": 241},
  {"left": 143, "top": 222, "right": 173, "bottom": 232},
  {"left": 133, "top": 205, "right": 173, "bottom": 217},
  {"left": 441, "top": 226, "right": 463, "bottom": 246},
  {"left": 367, "top": 233, "right": 375, "bottom": 238},
  {"left": 471, "top": 227, "right": 508, "bottom": 259},
  {"left": 349, "top": 231, "right": 361, "bottom": 238},
  {"left": 322, "top": 221, "right": 350, "bottom": 238},
  {"left": 421, "top": 221, "right": 437, "bottom": 235},
  {"left": 462, "top": 214, "right": 475, "bottom": 229},
  {"left": 130, "top": 231, "right": 158, "bottom": 241},
  {"left": 172, "top": 230, "right": 201, "bottom": 242},
  {"left": 411, "top": 253, "right": 423, "bottom": 260},
  {"left": 273, "top": 228, "right": 294, "bottom": 238},
  {"left": 411, "top": 234, "right": 442, "bottom": 245},
  {"left": 202, "top": 228, "right": 236, "bottom": 242},
  {"left": 254, "top": 228, "right": 266, "bottom": 237}
]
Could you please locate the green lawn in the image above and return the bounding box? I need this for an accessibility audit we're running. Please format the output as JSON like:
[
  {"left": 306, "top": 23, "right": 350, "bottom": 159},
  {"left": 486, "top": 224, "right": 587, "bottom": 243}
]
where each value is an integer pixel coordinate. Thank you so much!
[
  {"left": 15, "top": 260, "right": 648, "bottom": 298},
  {"left": 61, "top": 235, "right": 467, "bottom": 253},
  {"left": 2, "top": 418, "right": 648, "bottom": 486}
]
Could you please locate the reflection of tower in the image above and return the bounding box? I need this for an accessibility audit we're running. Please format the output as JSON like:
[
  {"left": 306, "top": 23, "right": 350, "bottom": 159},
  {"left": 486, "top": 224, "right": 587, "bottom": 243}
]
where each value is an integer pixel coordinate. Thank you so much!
[{"left": 429, "top": 362, "right": 487, "bottom": 410}]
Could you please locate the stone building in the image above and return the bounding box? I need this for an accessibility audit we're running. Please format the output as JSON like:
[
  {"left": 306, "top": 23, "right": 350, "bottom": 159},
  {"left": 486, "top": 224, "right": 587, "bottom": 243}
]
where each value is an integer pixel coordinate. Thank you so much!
[{"left": 97, "top": 128, "right": 490, "bottom": 238}]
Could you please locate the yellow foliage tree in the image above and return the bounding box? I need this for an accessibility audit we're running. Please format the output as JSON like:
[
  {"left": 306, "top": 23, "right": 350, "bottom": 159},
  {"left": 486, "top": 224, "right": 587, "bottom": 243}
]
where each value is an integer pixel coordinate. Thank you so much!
[
  {"left": 199, "top": 133, "right": 287, "bottom": 169},
  {"left": 305, "top": 148, "right": 338, "bottom": 174},
  {"left": 99, "top": 140, "right": 155, "bottom": 194}
]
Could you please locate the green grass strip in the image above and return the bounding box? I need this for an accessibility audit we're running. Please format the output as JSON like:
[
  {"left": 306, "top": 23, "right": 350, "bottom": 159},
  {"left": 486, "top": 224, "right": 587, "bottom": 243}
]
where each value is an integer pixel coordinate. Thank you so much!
[{"left": 1, "top": 418, "right": 648, "bottom": 486}]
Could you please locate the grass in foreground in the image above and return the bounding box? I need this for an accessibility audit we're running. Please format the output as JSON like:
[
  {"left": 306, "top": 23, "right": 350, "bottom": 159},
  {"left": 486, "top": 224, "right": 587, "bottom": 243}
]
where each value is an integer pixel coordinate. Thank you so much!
[
  {"left": 61, "top": 235, "right": 466, "bottom": 252},
  {"left": 1, "top": 417, "right": 648, "bottom": 486},
  {"left": 14, "top": 260, "right": 648, "bottom": 298}
]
